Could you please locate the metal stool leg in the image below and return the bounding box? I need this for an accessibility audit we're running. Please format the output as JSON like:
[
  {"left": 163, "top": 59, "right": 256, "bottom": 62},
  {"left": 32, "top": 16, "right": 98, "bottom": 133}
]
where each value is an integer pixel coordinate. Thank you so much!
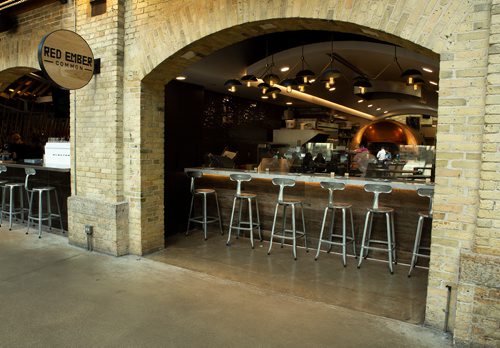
[
  {"left": 255, "top": 198, "right": 262, "bottom": 242},
  {"left": 267, "top": 203, "right": 280, "bottom": 255},
  {"left": 8, "top": 186, "right": 14, "bottom": 230},
  {"left": 391, "top": 212, "right": 397, "bottom": 264},
  {"left": 26, "top": 190, "right": 34, "bottom": 235},
  {"left": 37, "top": 191, "right": 43, "bottom": 238},
  {"left": 358, "top": 212, "right": 371, "bottom": 268},
  {"left": 0, "top": 186, "right": 5, "bottom": 227},
  {"left": 349, "top": 208, "right": 357, "bottom": 257},
  {"left": 236, "top": 198, "right": 242, "bottom": 239},
  {"left": 300, "top": 203, "right": 308, "bottom": 252},
  {"left": 226, "top": 196, "right": 237, "bottom": 246},
  {"left": 385, "top": 212, "right": 393, "bottom": 274},
  {"left": 214, "top": 192, "right": 223, "bottom": 236},
  {"left": 408, "top": 215, "right": 425, "bottom": 277},
  {"left": 186, "top": 194, "right": 194, "bottom": 236},
  {"left": 327, "top": 208, "right": 336, "bottom": 253},
  {"left": 315, "top": 206, "right": 330, "bottom": 260},
  {"left": 248, "top": 198, "right": 254, "bottom": 249},
  {"left": 342, "top": 208, "right": 347, "bottom": 267},
  {"left": 202, "top": 194, "right": 208, "bottom": 241},
  {"left": 280, "top": 205, "right": 286, "bottom": 248},
  {"left": 291, "top": 204, "right": 297, "bottom": 260}
]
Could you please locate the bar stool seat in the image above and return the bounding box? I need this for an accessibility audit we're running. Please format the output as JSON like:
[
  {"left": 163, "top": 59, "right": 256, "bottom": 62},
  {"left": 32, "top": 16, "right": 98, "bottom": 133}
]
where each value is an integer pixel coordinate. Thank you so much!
[
  {"left": 186, "top": 171, "right": 223, "bottom": 240},
  {"left": 357, "top": 184, "right": 396, "bottom": 274},
  {"left": 25, "top": 168, "right": 63, "bottom": 238},
  {"left": 314, "top": 182, "right": 356, "bottom": 266},
  {"left": 408, "top": 188, "right": 434, "bottom": 277},
  {"left": 226, "top": 173, "right": 262, "bottom": 248},
  {"left": 267, "top": 178, "right": 308, "bottom": 260}
]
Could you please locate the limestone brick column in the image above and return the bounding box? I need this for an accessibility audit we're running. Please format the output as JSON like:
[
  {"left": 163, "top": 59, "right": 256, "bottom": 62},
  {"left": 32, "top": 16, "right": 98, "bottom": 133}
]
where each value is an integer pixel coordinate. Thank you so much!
[{"left": 68, "top": 0, "right": 129, "bottom": 256}]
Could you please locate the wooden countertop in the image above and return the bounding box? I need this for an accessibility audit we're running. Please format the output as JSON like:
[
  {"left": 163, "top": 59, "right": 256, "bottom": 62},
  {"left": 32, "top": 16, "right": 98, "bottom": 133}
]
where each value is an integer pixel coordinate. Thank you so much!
[{"left": 185, "top": 167, "right": 434, "bottom": 190}]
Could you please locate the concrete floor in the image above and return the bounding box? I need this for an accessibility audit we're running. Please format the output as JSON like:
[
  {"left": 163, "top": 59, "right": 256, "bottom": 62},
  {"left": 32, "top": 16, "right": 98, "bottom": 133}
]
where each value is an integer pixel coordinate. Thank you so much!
[
  {"left": 0, "top": 224, "right": 452, "bottom": 347},
  {"left": 150, "top": 229, "right": 430, "bottom": 324}
]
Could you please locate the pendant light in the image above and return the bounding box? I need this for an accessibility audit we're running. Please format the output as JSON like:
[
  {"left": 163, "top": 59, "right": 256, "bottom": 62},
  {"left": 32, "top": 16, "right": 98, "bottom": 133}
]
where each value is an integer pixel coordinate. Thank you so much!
[
  {"left": 321, "top": 41, "right": 341, "bottom": 90},
  {"left": 295, "top": 45, "right": 315, "bottom": 90},
  {"left": 224, "top": 79, "right": 242, "bottom": 92},
  {"left": 241, "top": 74, "right": 258, "bottom": 87},
  {"left": 280, "top": 78, "right": 298, "bottom": 93},
  {"left": 353, "top": 76, "right": 372, "bottom": 95},
  {"left": 265, "top": 86, "right": 281, "bottom": 99},
  {"left": 401, "top": 68, "right": 422, "bottom": 85}
]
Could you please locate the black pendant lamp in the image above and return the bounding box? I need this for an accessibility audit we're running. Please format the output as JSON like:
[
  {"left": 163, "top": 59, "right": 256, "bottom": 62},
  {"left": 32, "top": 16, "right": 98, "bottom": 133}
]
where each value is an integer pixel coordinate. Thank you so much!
[
  {"left": 224, "top": 79, "right": 242, "bottom": 92},
  {"left": 353, "top": 77, "right": 372, "bottom": 95},
  {"left": 401, "top": 69, "right": 422, "bottom": 85},
  {"left": 241, "top": 74, "right": 258, "bottom": 87}
]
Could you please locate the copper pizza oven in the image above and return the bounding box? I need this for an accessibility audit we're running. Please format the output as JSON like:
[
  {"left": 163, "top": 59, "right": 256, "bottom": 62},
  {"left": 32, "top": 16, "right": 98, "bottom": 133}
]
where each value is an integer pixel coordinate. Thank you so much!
[{"left": 350, "top": 119, "right": 422, "bottom": 151}]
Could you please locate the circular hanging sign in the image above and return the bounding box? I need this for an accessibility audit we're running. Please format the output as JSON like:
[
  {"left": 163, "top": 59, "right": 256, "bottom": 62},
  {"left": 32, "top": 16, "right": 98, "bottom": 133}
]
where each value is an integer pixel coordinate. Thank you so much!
[{"left": 38, "top": 29, "right": 94, "bottom": 90}]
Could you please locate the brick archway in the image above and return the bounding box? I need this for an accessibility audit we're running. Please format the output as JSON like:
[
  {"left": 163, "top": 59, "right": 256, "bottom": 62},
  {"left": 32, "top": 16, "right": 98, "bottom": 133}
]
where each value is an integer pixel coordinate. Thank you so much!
[{"left": 122, "top": 1, "right": 485, "bottom": 339}]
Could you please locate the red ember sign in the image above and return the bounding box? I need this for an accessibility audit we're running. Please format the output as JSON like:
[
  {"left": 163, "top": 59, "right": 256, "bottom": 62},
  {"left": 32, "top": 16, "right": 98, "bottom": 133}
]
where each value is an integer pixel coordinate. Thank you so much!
[{"left": 38, "top": 29, "right": 94, "bottom": 90}]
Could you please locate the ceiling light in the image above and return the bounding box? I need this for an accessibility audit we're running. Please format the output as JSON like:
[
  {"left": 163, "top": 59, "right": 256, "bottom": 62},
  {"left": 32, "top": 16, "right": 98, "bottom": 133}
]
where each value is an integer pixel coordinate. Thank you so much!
[
  {"left": 280, "top": 66, "right": 290, "bottom": 72},
  {"left": 176, "top": 76, "right": 186, "bottom": 80},
  {"left": 376, "top": 107, "right": 381, "bottom": 111},
  {"left": 321, "top": 68, "right": 341, "bottom": 89},
  {"left": 412, "top": 78, "right": 424, "bottom": 90},
  {"left": 263, "top": 73, "right": 280, "bottom": 86},
  {"left": 241, "top": 74, "right": 258, "bottom": 87},
  {"left": 328, "top": 87, "right": 336, "bottom": 91},
  {"left": 257, "top": 82, "right": 270, "bottom": 94},
  {"left": 401, "top": 69, "right": 422, "bottom": 85},
  {"left": 429, "top": 81, "right": 438, "bottom": 86},
  {"left": 357, "top": 99, "right": 364, "bottom": 103},
  {"left": 265, "top": 86, "right": 281, "bottom": 99},
  {"left": 295, "top": 45, "right": 315, "bottom": 84},
  {"left": 353, "top": 77, "right": 372, "bottom": 94},
  {"left": 384, "top": 111, "right": 388, "bottom": 114},
  {"left": 261, "top": 95, "right": 269, "bottom": 99},
  {"left": 280, "top": 78, "right": 298, "bottom": 93},
  {"left": 224, "top": 79, "right": 242, "bottom": 92},
  {"left": 286, "top": 101, "right": 293, "bottom": 105},
  {"left": 367, "top": 104, "right": 373, "bottom": 107},
  {"left": 422, "top": 67, "right": 433, "bottom": 73}
]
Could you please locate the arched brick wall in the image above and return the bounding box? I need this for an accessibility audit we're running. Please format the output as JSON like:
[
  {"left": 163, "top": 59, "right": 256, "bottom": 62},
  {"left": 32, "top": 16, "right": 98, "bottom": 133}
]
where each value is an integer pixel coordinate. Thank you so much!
[{"left": 119, "top": 1, "right": 493, "bottom": 342}]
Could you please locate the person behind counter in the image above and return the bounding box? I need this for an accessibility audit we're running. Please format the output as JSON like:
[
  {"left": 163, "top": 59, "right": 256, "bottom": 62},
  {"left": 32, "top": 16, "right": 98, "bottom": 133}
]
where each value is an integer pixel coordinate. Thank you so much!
[{"left": 7, "top": 132, "right": 44, "bottom": 161}]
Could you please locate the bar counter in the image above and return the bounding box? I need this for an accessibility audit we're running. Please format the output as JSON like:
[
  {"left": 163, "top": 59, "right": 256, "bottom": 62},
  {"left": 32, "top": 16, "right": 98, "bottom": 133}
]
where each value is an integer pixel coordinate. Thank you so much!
[
  {"left": 185, "top": 167, "right": 434, "bottom": 265},
  {"left": 1, "top": 161, "right": 70, "bottom": 231}
]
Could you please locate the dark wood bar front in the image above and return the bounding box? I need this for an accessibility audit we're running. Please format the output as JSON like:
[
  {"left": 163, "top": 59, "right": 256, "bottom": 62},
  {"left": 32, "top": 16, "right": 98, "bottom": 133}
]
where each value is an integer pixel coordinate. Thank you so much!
[
  {"left": 1, "top": 162, "right": 70, "bottom": 232},
  {"left": 186, "top": 168, "right": 433, "bottom": 265}
]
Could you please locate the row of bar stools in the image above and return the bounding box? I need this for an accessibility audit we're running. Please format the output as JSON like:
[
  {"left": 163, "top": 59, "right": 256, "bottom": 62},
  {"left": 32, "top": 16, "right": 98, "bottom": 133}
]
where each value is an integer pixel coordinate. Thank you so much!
[
  {"left": 357, "top": 184, "right": 396, "bottom": 274},
  {"left": 0, "top": 165, "right": 26, "bottom": 230},
  {"left": 25, "top": 168, "right": 64, "bottom": 238},
  {"left": 226, "top": 173, "right": 262, "bottom": 249},
  {"left": 408, "top": 188, "right": 434, "bottom": 277},
  {"left": 267, "top": 178, "right": 308, "bottom": 260},
  {"left": 314, "top": 182, "right": 356, "bottom": 267},
  {"left": 186, "top": 171, "right": 223, "bottom": 241}
]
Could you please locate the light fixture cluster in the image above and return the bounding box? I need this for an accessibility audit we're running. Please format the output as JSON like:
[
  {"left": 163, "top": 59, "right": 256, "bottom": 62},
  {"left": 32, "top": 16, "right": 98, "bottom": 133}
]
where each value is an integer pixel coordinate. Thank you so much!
[
  {"left": 353, "top": 46, "right": 435, "bottom": 96},
  {"left": 223, "top": 44, "right": 341, "bottom": 101}
]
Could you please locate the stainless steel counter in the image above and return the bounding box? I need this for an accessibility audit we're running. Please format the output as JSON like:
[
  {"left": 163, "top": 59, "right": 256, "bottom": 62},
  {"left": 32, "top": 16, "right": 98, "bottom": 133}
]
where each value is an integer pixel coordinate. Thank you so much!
[{"left": 184, "top": 167, "right": 434, "bottom": 190}]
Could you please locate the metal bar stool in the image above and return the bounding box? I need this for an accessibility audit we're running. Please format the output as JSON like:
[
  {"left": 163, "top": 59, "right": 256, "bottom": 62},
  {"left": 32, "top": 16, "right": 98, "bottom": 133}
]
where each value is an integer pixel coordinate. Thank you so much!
[
  {"left": 314, "top": 182, "right": 356, "bottom": 266},
  {"left": 408, "top": 188, "right": 434, "bottom": 277},
  {"left": 267, "top": 178, "right": 308, "bottom": 260},
  {"left": 25, "top": 168, "right": 64, "bottom": 238},
  {"left": 0, "top": 165, "right": 27, "bottom": 230},
  {"left": 357, "top": 184, "right": 396, "bottom": 274},
  {"left": 186, "top": 171, "right": 223, "bottom": 240},
  {"left": 226, "top": 174, "right": 262, "bottom": 248}
]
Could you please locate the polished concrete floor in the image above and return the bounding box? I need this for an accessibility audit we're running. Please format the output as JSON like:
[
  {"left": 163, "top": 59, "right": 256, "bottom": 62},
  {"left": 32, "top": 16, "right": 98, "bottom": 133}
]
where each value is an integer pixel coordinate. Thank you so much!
[
  {"left": 0, "top": 223, "right": 452, "bottom": 347},
  {"left": 150, "top": 229, "right": 430, "bottom": 325}
]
